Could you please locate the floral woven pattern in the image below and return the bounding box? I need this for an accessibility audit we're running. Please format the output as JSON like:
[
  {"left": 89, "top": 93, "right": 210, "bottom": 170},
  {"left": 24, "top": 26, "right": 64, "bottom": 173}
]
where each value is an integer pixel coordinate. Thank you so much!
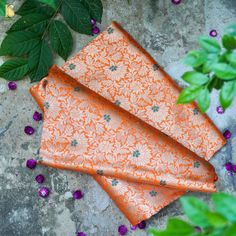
[{"left": 30, "top": 22, "right": 226, "bottom": 225}]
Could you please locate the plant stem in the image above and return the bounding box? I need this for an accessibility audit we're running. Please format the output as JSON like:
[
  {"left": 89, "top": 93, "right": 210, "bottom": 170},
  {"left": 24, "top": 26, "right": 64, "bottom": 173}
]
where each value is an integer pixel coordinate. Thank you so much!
[{"left": 41, "top": 0, "right": 64, "bottom": 40}]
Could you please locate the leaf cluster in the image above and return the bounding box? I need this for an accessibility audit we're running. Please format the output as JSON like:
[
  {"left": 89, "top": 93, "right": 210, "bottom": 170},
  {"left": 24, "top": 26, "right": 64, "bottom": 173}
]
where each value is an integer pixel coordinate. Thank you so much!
[
  {"left": 0, "top": 0, "right": 103, "bottom": 82},
  {"left": 177, "top": 24, "right": 236, "bottom": 112},
  {"left": 149, "top": 193, "right": 236, "bottom": 236},
  {"left": 0, "top": 0, "right": 6, "bottom": 16}
]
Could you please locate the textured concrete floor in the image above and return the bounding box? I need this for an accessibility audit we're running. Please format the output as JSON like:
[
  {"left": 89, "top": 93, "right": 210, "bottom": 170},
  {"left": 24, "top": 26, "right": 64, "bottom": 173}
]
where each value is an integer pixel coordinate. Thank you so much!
[{"left": 0, "top": 0, "right": 236, "bottom": 235}]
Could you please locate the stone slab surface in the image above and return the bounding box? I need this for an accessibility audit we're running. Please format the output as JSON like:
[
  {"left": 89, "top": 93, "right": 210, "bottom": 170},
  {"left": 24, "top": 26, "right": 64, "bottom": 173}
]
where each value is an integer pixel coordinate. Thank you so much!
[{"left": 0, "top": 0, "right": 236, "bottom": 235}]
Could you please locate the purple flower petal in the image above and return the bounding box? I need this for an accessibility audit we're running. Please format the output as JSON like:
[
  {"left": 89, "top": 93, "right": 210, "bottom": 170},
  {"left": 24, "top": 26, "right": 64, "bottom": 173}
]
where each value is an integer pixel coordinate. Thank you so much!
[
  {"left": 38, "top": 187, "right": 50, "bottom": 198},
  {"left": 24, "top": 126, "right": 35, "bottom": 135},
  {"left": 91, "top": 18, "right": 96, "bottom": 26},
  {"left": 118, "top": 225, "right": 128, "bottom": 235},
  {"left": 223, "top": 130, "right": 232, "bottom": 139},
  {"left": 138, "top": 221, "right": 146, "bottom": 229},
  {"left": 77, "top": 232, "right": 86, "bottom": 236},
  {"left": 33, "top": 111, "right": 43, "bottom": 121},
  {"left": 130, "top": 225, "right": 137, "bottom": 230},
  {"left": 172, "top": 0, "right": 181, "bottom": 4},
  {"left": 35, "top": 174, "right": 45, "bottom": 184},
  {"left": 209, "top": 29, "right": 217, "bottom": 37},
  {"left": 73, "top": 190, "right": 84, "bottom": 200},
  {"left": 92, "top": 26, "right": 100, "bottom": 35},
  {"left": 26, "top": 159, "right": 37, "bottom": 169},
  {"left": 232, "top": 165, "right": 236, "bottom": 173},
  {"left": 195, "top": 226, "right": 202, "bottom": 233},
  {"left": 8, "top": 81, "right": 17, "bottom": 90},
  {"left": 224, "top": 162, "right": 233, "bottom": 171},
  {"left": 216, "top": 105, "right": 224, "bottom": 114}
]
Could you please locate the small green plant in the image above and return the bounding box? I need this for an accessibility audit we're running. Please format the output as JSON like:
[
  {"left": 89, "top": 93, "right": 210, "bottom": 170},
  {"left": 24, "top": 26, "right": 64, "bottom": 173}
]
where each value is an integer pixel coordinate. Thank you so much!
[
  {"left": 0, "top": 0, "right": 103, "bottom": 82},
  {"left": 177, "top": 24, "right": 236, "bottom": 112},
  {"left": 149, "top": 193, "right": 236, "bottom": 236}
]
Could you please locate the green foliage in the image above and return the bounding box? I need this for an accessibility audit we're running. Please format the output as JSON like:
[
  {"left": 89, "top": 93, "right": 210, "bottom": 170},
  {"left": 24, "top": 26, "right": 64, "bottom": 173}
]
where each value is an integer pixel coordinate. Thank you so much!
[
  {"left": 49, "top": 20, "right": 73, "bottom": 60},
  {"left": 0, "top": 0, "right": 6, "bottom": 16},
  {"left": 149, "top": 193, "right": 236, "bottom": 236},
  {"left": 0, "top": 0, "right": 103, "bottom": 82},
  {"left": 177, "top": 24, "right": 236, "bottom": 112}
]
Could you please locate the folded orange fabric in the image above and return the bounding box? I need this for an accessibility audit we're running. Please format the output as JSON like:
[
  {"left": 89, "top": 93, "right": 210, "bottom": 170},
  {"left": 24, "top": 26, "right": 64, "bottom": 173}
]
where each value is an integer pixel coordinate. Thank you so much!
[{"left": 30, "top": 22, "right": 226, "bottom": 225}]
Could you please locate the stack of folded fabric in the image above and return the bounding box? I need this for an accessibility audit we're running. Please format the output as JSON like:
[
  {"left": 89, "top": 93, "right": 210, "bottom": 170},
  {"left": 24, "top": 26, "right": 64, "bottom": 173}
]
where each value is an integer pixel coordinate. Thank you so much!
[{"left": 30, "top": 22, "right": 226, "bottom": 225}]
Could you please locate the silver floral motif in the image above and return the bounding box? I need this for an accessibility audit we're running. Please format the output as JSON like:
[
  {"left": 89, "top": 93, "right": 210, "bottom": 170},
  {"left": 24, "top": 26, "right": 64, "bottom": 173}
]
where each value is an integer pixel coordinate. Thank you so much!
[
  {"left": 109, "top": 65, "right": 117, "bottom": 71},
  {"left": 107, "top": 27, "right": 114, "bottom": 34},
  {"left": 133, "top": 150, "right": 140, "bottom": 157},
  {"left": 149, "top": 190, "right": 157, "bottom": 197},
  {"left": 160, "top": 180, "right": 167, "bottom": 186},
  {"left": 69, "top": 63, "right": 76, "bottom": 70},
  {"left": 44, "top": 102, "right": 50, "bottom": 109},
  {"left": 194, "top": 161, "right": 200, "bottom": 168},
  {"left": 71, "top": 139, "right": 78, "bottom": 147},
  {"left": 104, "top": 114, "right": 111, "bottom": 122},
  {"left": 193, "top": 108, "right": 199, "bottom": 115},
  {"left": 152, "top": 105, "right": 159, "bottom": 112},
  {"left": 112, "top": 179, "right": 118, "bottom": 186}
]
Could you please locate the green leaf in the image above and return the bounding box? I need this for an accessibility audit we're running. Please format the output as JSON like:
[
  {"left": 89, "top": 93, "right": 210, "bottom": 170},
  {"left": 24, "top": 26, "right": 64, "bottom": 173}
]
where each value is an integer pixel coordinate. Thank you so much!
[
  {"left": 82, "top": 0, "right": 103, "bottom": 23},
  {"left": 0, "top": 0, "right": 6, "bottom": 16},
  {"left": 38, "top": 0, "right": 56, "bottom": 9},
  {"left": 148, "top": 218, "right": 195, "bottom": 236},
  {"left": 177, "top": 86, "right": 202, "bottom": 104},
  {"left": 206, "top": 212, "right": 228, "bottom": 228},
  {"left": 197, "top": 87, "right": 210, "bottom": 112},
  {"left": 226, "top": 51, "right": 236, "bottom": 67},
  {"left": 180, "top": 196, "right": 210, "bottom": 228},
  {"left": 208, "top": 76, "right": 224, "bottom": 91},
  {"left": 220, "top": 81, "right": 236, "bottom": 109},
  {"left": 16, "top": 0, "right": 55, "bottom": 16},
  {"left": 182, "top": 71, "right": 209, "bottom": 85},
  {"left": 0, "top": 31, "right": 40, "bottom": 56},
  {"left": 49, "top": 20, "right": 73, "bottom": 60},
  {"left": 212, "top": 193, "right": 236, "bottom": 222},
  {"left": 223, "top": 223, "right": 236, "bottom": 236},
  {"left": 183, "top": 50, "right": 207, "bottom": 68},
  {"left": 222, "top": 34, "right": 236, "bottom": 50},
  {"left": 0, "top": 58, "right": 29, "bottom": 81},
  {"left": 61, "top": 0, "right": 92, "bottom": 35},
  {"left": 29, "top": 40, "right": 53, "bottom": 82},
  {"left": 199, "top": 36, "right": 221, "bottom": 53},
  {"left": 202, "top": 53, "right": 219, "bottom": 74},
  {"left": 7, "top": 13, "right": 50, "bottom": 35},
  {"left": 225, "top": 24, "right": 236, "bottom": 37},
  {"left": 212, "top": 63, "right": 236, "bottom": 80}
]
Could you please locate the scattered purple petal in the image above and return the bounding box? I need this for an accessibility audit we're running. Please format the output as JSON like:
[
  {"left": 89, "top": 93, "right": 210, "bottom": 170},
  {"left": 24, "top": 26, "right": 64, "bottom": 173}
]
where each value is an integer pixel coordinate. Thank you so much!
[
  {"left": 138, "top": 221, "right": 146, "bottom": 229},
  {"left": 73, "top": 190, "right": 84, "bottom": 200},
  {"left": 209, "top": 29, "right": 217, "bottom": 37},
  {"left": 33, "top": 111, "right": 43, "bottom": 121},
  {"left": 24, "top": 126, "right": 35, "bottom": 135},
  {"left": 223, "top": 130, "right": 232, "bottom": 139},
  {"left": 92, "top": 26, "right": 100, "bottom": 35},
  {"left": 76, "top": 232, "right": 86, "bottom": 236},
  {"left": 171, "top": 0, "right": 181, "bottom": 5},
  {"left": 224, "top": 162, "right": 233, "bottom": 172},
  {"left": 118, "top": 225, "right": 128, "bottom": 235},
  {"left": 130, "top": 225, "right": 138, "bottom": 230},
  {"left": 232, "top": 165, "right": 236, "bottom": 173},
  {"left": 26, "top": 159, "right": 37, "bottom": 169},
  {"left": 216, "top": 105, "right": 224, "bottom": 114},
  {"left": 8, "top": 81, "right": 17, "bottom": 90},
  {"left": 91, "top": 18, "right": 96, "bottom": 26},
  {"left": 195, "top": 226, "right": 202, "bottom": 233},
  {"left": 38, "top": 187, "right": 50, "bottom": 198},
  {"left": 35, "top": 174, "right": 45, "bottom": 184}
]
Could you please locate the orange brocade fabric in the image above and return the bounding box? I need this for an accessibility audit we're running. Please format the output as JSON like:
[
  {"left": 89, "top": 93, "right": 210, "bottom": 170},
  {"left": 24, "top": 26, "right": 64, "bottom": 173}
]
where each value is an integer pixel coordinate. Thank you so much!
[{"left": 30, "top": 22, "right": 226, "bottom": 225}]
